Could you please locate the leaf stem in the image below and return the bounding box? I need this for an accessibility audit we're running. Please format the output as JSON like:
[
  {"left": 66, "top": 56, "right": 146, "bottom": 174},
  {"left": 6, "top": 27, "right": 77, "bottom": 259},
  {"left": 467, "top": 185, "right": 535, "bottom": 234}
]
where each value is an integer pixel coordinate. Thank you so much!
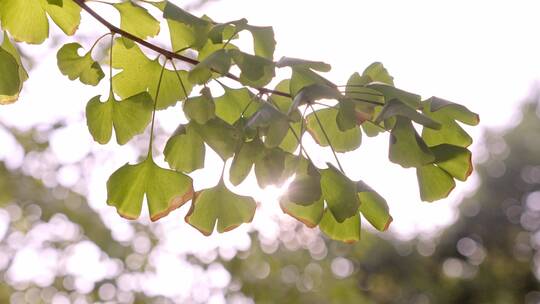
[
  {"left": 309, "top": 104, "right": 345, "bottom": 173},
  {"left": 170, "top": 61, "right": 189, "bottom": 100},
  {"left": 108, "top": 32, "right": 114, "bottom": 95},
  {"left": 147, "top": 60, "right": 167, "bottom": 158},
  {"left": 89, "top": 32, "right": 112, "bottom": 52}
]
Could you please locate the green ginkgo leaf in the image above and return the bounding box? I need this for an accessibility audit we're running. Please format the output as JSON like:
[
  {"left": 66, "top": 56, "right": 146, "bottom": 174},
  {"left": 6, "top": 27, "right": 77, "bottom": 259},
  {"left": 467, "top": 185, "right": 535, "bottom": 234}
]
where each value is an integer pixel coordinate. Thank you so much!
[
  {"left": 230, "top": 138, "right": 264, "bottom": 186},
  {"left": 164, "top": 124, "right": 205, "bottom": 173},
  {"left": 286, "top": 157, "right": 322, "bottom": 205},
  {"left": 112, "top": 40, "right": 192, "bottom": 109},
  {"left": 320, "top": 164, "right": 360, "bottom": 222},
  {"left": 431, "top": 144, "right": 473, "bottom": 181},
  {"left": 229, "top": 50, "right": 275, "bottom": 87},
  {"left": 86, "top": 92, "right": 153, "bottom": 145},
  {"left": 0, "top": 0, "right": 81, "bottom": 44},
  {"left": 254, "top": 147, "right": 286, "bottom": 188},
  {"left": 357, "top": 181, "right": 392, "bottom": 231},
  {"left": 306, "top": 108, "right": 361, "bottom": 153},
  {"left": 368, "top": 82, "right": 421, "bottom": 108},
  {"left": 276, "top": 57, "right": 331, "bottom": 72},
  {"left": 247, "top": 102, "right": 288, "bottom": 129},
  {"left": 114, "top": 1, "right": 160, "bottom": 47},
  {"left": 0, "top": 35, "right": 27, "bottom": 105},
  {"left": 290, "top": 84, "right": 341, "bottom": 114},
  {"left": 422, "top": 97, "right": 480, "bottom": 148},
  {"left": 107, "top": 156, "right": 194, "bottom": 221},
  {"left": 183, "top": 87, "right": 215, "bottom": 124},
  {"left": 416, "top": 164, "right": 456, "bottom": 202},
  {"left": 375, "top": 98, "right": 441, "bottom": 129},
  {"left": 290, "top": 67, "right": 336, "bottom": 97},
  {"left": 57, "top": 42, "right": 104, "bottom": 86},
  {"left": 0, "top": 48, "right": 21, "bottom": 103},
  {"left": 319, "top": 209, "right": 361, "bottom": 243},
  {"left": 389, "top": 117, "right": 435, "bottom": 168},
  {"left": 188, "top": 49, "right": 231, "bottom": 84},
  {"left": 362, "top": 62, "right": 394, "bottom": 85},
  {"left": 191, "top": 118, "right": 240, "bottom": 160},
  {"left": 161, "top": 1, "right": 211, "bottom": 51},
  {"left": 280, "top": 196, "right": 324, "bottom": 228},
  {"left": 244, "top": 24, "right": 276, "bottom": 60},
  {"left": 214, "top": 86, "right": 259, "bottom": 125},
  {"left": 185, "top": 181, "right": 256, "bottom": 236}
]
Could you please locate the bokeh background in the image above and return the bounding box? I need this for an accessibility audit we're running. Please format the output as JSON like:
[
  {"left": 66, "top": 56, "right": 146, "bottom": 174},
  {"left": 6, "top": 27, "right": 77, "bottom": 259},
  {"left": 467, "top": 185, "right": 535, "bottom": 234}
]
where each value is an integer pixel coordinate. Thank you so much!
[{"left": 1, "top": 0, "right": 540, "bottom": 303}]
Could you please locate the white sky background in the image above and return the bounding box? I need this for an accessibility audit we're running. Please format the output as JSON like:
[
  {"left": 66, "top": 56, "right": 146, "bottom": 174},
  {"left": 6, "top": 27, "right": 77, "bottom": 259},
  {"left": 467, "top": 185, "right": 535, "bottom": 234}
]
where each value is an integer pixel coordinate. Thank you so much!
[{"left": 2, "top": 0, "right": 540, "bottom": 242}]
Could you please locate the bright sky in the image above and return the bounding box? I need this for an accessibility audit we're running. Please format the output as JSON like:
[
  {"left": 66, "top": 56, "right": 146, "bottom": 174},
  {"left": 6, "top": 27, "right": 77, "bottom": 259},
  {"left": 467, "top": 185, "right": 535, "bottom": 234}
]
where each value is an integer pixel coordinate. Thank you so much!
[{"left": 2, "top": 0, "right": 540, "bottom": 300}]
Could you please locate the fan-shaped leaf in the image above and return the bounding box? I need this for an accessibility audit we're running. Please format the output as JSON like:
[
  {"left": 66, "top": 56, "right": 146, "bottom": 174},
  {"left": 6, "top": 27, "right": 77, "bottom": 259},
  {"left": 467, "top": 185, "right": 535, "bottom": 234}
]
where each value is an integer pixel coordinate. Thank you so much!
[
  {"left": 389, "top": 117, "right": 435, "bottom": 168},
  {"left": 416, "top": 164, "right": 456, "bottom": 202},
  {"left": 306, "top": 108, "right": 362, "bottom": 153},
  {"left": 185, "top": 181, "right": 256, "bottom": 235},
  {"left": 114, "top": 2, "right": 159, "bottom": 44},
  {"left": 107, "top": 156, "right": 193, "bottom": 221},
  {"left": 375, "top": 98, "right": 441, "bottom": 129},
  {"left": 357, "top": 181, "right": 392, "bottom": 231},
  {"left": 86, "top": 92, "right": 153, "bottom": 145},
  {"left": 280, "top": 196, "right": 324, "bottom": 228},
  {"left": 319, "top": 209, "right": 361, "bottom": 243},
  {"left": 57, "top": 42, "right": 104, "bottom": 86},
  {"left": 164, "top": 124, "right": 205, "bottom": 173},
  {"left": 183, "top": 88, "right": 215, "bottom": 124},
  {"left": 229, "top": 50, "right": 275, "bottom": 87},
  {"left": 276, "top": 57, "right": 331, "bottom": 72},
  {"left": 320, "top": 164, "right": 359, "bottom": 222},
  {"left": 188, "top": 49, "right": 231, "bottom": 84},
  {"left": 230, "top": 138, "right": 264, "bottom": 186},
  {"left": 431, "top": 144, "right": 473, "bottom": 181}
]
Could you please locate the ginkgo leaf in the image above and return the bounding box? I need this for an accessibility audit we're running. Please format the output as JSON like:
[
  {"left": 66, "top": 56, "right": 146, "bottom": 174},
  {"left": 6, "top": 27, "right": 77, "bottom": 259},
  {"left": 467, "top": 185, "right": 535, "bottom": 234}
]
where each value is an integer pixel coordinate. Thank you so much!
[
  {"left": 162, "top": 1, "right": 211, "bottom": 51},
  {"left": 280, "top": 196, "right": 324, "bottom": 228},
  {"left": 0, "top": 0, "right": 80, "bottom": 44},
  {"left": 375, "top": 98, "right": 441, "bottom": 129},
  {"left": 230, "top": 138, "right": 264, "bottom": 186},
  {"left": 368, "top": 82, "right": 421, "bottom": 108},
  {"left": 191, "top": 118, "right": 240, "bottom": 160},
  {"left": 244, "top": 24, "right": 276, "bottom": 60},
  {"left": 254, "top": 147, "right": 286, "bottom": 188},
  {"left": 164, "top": 124, "right": 205, "bottom": 173},
  {"left": 422, "top": 97, "right": 480, "bottom": 147},
  {"left": 229, "top": 50, "right": 275, "bottom": 87},
  {"left": 320, "top": 164, "right": 360, "bottom": 222},
  {"left": 183, "top": 87, "right": 215, "bottom": 124},
  {"left": 113, "top": 2, "right": 160, "bottom": 43},
  {"left": 290, "top": 67, "right": 336, "bottom": 97},
  {"left": 185, "top": 181, "right": 256, "bottom": 235},
  {"left": 357, "top": 181, "right": 392, "bottom": 231},
  {"left": 362, "top": 62, "right": 394, "bottom": 85},
  {"left": 344, "top": 72, "right": 384, "bottom": 113},
  {"left": 247, "top": 102, "right": 289, "bottom": 129},
  {"left": 208, "top": 19, "right": 247, "bottom": 43},
  {"left": 290, "top": 84, "right": 341, "bottom": 114},
  {"left": 416, "top": 164, "right": 455, "bottom": 202},
  {"left": 336, "top": 99, "right": 357, "bottom": 131},
  {"left": 306, "top": 108, "right": 362, "bottom": 153},
  {"left": 389, "top": 117, "right": 435, "bottom": 168},
  {"left": 430, "top": 144, "right": 473, "bottom": 181},
  {"left": 319, "top": 209, "right": 361, "bottom": 244},
  {"left": 286, "top": 157, "right": 322, "bottom": 205},
  {"left": 86, "top": 92, "right": 153, "bottom": 145},
  {"left": 57, "top": 43, "right": 104, "bottom": 86},
  {"left": 276, "top": 57, "right": 331, "bottom": 72},
  {"left": 0, "top": 35, "right": 27, "bottom": 104},
  {"left": 188, "top": 49, "right": 231, "bottom": 84},
  {"left": 112, "top": 40, "right": 192, "bottom": 109},
  {"left": 214, "top": 86, "right": 259, "bottom": 125},
  {"left": 107, "top": 156, "right": 194, "bottom": 221},
  {"left": 0, "top": 48, "right": 21, "bottom": 103}
]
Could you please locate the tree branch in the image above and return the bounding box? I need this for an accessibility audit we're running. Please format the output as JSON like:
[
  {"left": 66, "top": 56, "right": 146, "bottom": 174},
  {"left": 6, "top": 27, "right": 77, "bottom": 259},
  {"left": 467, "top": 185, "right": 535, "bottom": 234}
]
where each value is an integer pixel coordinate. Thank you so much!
[{"left": 73, "top": 0, "right": 291, "bottom": 98}]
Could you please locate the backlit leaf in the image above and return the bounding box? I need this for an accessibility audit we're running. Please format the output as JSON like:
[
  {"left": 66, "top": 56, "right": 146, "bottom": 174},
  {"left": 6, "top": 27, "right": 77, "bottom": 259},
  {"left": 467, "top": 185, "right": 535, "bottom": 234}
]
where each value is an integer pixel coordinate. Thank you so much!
[
  {"left": 416, "top": 164, "right": 456, "bottom": 202},
  {"left": 280, "top": 196, "right": 324, "bottom": 228},
  {"left": 107, "top": 156, "right": 193, "bottom": 221},
  {"left": 431, "top": 144, "right": 473, "bottom": 181},
  {"left": 215, "top": 86, "right": 259, "bottom": 125},
  {"left": 319, "top": 209, "right": 361, "bottom": 243},
  {"left": 276, "top": 57, "right": 331, "bottom": 72},
  {"left": 229, "top": 50, "right": 275, "bottom": 87},
  {"left": 191, "top": 118, "right": 240, "bottom": 160},
  {"left": 183, "top": 87, "right": 215, "bottom": 124},
  {"left": 320, "top": 164, "right": 359, "bottom": 222},
  {"left": 185, "top": 181, "right": 256, "bottom": 235},
  {"left": 164, "top": 124, "right": 205, "bottom": 173},
  {"left": 112, "top": 40, "right": 192, "bottom": 109},
  {"left": 114, "top": 2, "right": 160, "bottom": 44},
  {"left": 389, "top": 117, "right": 435, "bottom": 168},
  {"left": 86, "top": 92, "right": 153, "bottom": 145},
  {"left": 286, "top": 157, "right": 322, "bottom": 205},
  {"left": 57, "top": 42, "right": 104, "bottom": 86},
  {"left": 230, "top": 138, "right": 264, "bottom": 186},
  {"left": 306, "top": 108, "right": 361, "bottom": 153},
  {"left": 188, "top": 49, "right": 231, "bottom": 84},
  {"left": 357, "top": 181, "right": 392, "bottom": 231},
  {"left": 254, "top": 147, "right": 286, "bottom": 188},
  {"left": 375, "top": 98, "right": 441, "bottom": 129},
  {"left": 0, "top": 48, "right": 21, "bottom": 103}
]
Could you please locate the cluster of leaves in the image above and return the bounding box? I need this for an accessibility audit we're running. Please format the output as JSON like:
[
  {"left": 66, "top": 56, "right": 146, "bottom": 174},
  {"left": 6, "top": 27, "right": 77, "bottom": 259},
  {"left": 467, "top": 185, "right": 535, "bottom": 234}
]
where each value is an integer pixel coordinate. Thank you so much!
[{"left": 0, "top": 0, "right": 479, "bottom": 243}]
